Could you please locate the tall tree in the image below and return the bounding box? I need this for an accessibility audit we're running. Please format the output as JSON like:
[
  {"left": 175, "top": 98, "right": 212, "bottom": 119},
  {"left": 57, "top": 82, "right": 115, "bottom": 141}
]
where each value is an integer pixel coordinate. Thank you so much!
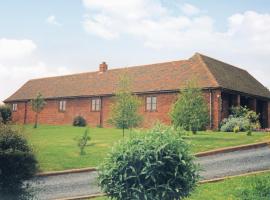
[
  {"left": 31, "top": 93, "right": 46, "bottom": 128},
  {"left": 109, "top": 75, "right": 142, "bottom": 137},
  {"left": 170, "top": 81, "right": 209, "bottom": 134}
]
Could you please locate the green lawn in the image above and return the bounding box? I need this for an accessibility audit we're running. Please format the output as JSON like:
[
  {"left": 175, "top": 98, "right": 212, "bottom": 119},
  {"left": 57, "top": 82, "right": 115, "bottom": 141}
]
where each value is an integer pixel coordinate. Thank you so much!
[
  {"left": 23, "top": 125, "right": 270, "bottom": 172},
  {"left": 93, "top": 172, "right": 270, "bottom": 200}
]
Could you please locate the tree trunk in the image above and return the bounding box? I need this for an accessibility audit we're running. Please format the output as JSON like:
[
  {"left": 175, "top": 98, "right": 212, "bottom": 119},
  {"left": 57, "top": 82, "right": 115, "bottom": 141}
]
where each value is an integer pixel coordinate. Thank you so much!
[
  {"left": 122, "top": 127, "right": 125, "bottom": 138},
  {"left": 34, "top": 112, "right": 38, "bottom": 128}
]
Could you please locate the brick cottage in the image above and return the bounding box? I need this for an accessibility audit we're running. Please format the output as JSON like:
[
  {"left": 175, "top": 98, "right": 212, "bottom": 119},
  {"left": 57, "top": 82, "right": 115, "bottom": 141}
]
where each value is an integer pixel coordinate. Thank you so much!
[{"left": 4, "top": 53, "right": 270, "bottom": 129}]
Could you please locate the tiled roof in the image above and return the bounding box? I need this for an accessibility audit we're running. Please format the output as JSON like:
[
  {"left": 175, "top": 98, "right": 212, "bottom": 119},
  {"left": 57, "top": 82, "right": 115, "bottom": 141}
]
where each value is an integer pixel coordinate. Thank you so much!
[
  {"left": 5, "top": 53, "right": 270, "bottom": 102},
  {"left": 197, "top": 54, "right": 270, "bottom": 99}
]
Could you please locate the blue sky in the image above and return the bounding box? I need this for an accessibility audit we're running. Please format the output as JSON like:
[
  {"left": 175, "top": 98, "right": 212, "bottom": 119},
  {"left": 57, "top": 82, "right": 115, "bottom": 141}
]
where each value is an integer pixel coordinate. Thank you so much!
[{"left": 1, "top": 0, "right": 270, "bottom": 102}]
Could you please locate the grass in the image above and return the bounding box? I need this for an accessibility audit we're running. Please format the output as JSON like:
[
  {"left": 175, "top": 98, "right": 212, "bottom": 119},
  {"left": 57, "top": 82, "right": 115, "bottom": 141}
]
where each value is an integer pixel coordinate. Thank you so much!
[
  {"left": 92, "top": 172, "right": 270, "bottom": 200},
  {"left": 23, "top": 125, "right": 270, "bottom": 172}
]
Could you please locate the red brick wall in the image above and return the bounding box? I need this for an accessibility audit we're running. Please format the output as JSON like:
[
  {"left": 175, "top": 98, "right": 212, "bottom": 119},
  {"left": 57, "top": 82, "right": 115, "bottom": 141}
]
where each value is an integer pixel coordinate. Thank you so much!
[
  {"left": 212, "top": 90, "right": 222, "bottom": 130},
  {"left": 10, "top": 90, "right": 223, "bottom": 129},
  {"left": 268, "top": 101, "right": 270, "bottom": 128}
]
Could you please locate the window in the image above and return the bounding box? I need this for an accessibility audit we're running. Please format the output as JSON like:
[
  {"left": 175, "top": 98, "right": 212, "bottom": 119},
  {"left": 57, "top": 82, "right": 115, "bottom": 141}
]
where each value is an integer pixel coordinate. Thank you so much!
[
  {"left": 59, "top": 100, "right": 66, "bottom": 112},
  {"left": 91, "top": 98, "right": 101, "bottom": 111},
  {"left": 12, "top": 103, "right": 18, "bottom": 112},
  {"left": 146, "top": 96, "right": 157, "bottom": 111}
]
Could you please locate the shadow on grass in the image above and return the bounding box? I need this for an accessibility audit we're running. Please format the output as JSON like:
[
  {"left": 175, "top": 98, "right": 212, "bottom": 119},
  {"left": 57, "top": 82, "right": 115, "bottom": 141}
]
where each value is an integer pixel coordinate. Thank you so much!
[{"left": 0, "top": 186, "right": 36, "bottom": 200}]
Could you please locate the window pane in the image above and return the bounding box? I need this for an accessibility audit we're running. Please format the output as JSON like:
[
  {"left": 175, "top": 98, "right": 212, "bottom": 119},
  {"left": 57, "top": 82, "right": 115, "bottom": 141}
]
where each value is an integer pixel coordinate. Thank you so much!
[
  {"left": 146, "top": 97, "right": 151, "bottom": 103},
  {"left": 152, "top": 103, "right": 157, "bottom": 111},
  {"left": 92, "top": 99, "right": 96, "bottom": 111},
  {"left": 59, "top": 101, "right": 62, "bottom": 110},
  {"left": 152, "top": 97, "right": 157, "bottom": 104},
  {"left": 63, "top": 101, "right": 66, "bottom": 111},
  {"left": 146, "top": 103, "right": 151, "bottom": 111},
  {"left": 96, "top": 99, "right": 101, "bottom": 111}
]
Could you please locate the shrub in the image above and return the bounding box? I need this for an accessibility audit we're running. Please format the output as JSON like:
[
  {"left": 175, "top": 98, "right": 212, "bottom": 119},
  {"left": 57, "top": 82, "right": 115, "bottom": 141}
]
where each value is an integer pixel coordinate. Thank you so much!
[
  {"left": 220, "top": 117, "right": 250, "bottom": 132},
  {"left": 0, "top": 105, "right": 12, "bottom": 124},
  {"left": 170, "top": 82, "right": 209, "bottom": 134},
  {"left": 233, "top": 125, "right": 240, "bottom": 133},
  {"left": 73, "top": 116, "right": 87, "bottom": 127},
  {"left": 98, "top": 125, "right": 199, "bottom": 200},
  {"left": 221, "top": 106, "right": 260, "bottom": 132},
  {"left": 0, "top": 124, "right": 38, "bottom": 192}
]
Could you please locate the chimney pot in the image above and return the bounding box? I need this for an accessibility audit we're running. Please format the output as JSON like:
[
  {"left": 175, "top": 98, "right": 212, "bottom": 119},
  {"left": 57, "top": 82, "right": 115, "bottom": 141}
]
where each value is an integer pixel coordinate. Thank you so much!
[{"left": 99, "top": 62, "right": 108, "bottom": 72}]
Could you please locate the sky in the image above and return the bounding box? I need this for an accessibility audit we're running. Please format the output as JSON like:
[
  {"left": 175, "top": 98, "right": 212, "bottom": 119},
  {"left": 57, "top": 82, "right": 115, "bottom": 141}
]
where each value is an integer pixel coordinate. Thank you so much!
[{"left": 1, "top": 0, "right": 270, "bottom": 102}]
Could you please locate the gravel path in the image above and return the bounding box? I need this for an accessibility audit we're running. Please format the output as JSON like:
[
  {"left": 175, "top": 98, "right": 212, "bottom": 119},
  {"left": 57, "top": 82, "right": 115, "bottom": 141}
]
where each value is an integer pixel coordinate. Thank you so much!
[{"left": 9, "top": 146, "right": 270, "bottom": 200}]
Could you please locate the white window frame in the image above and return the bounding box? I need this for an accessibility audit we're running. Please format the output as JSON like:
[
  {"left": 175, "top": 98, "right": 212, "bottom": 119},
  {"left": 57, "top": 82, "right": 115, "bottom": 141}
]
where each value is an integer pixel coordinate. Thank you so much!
[
  {"left": 146, "top": 96, "right": 157, "bottom": 111},
  {"left": 59, "top": 100, "right": 66, "bottom": 112},
  {"left": 91, "top": 98, "right": 101, "bottom": 111},
  {"left": 12, "top": 103, "right": 18, "bottom": 112}
]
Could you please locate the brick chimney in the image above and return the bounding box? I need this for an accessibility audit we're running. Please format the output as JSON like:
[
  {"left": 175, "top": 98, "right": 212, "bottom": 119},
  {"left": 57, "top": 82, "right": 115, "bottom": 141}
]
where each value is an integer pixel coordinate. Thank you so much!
[{"left": 99, "top": 62, "right": 108, "bottom": 73}]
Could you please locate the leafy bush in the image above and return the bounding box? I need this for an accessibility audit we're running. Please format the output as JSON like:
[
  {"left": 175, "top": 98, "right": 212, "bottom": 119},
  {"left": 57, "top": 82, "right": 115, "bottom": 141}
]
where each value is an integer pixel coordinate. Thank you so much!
[
  {"left": 231, "top": 106, "right": 260, "bottom": 127},
  {"left": 0, "top": 105, "right": 12, "bottom": 124},
  {"left": 220, "top": 117, "right": 250, "bottom": 132},
  {"left": 220, "top": 106, "right": 260, "bottom": 132},
  {"left": 98, "top": 125, "right": 199, "bottom": 200},
  {"left": 238, "top": 174, "right": 270, "bottom": 200},
  {"left": 0, "top": 124, "right": 38, "bottom": 192},
  {"left": 78, "top": 128, "right": 91, "bottom": 155},
  {"left": 73, "top": 116, "right": 87, "bottom": 127},
  {"left": 170, "top": 82, "right": 209, "bottom": 134}
]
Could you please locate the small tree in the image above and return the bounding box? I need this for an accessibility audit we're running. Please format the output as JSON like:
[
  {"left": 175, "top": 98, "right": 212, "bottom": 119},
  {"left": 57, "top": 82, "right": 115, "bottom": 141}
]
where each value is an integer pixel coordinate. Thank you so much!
[
  {"left": 31, "top": 93, "right": 46, "bottom": 128},
  {"left": 78, "top": 128, "right": 91, "bottom": 155},
  {"left": 170, "top": 82, "right": 209, "bottom": 134},
  {"left": 108, "top": 75, "right": 142, "bottom": 137}
]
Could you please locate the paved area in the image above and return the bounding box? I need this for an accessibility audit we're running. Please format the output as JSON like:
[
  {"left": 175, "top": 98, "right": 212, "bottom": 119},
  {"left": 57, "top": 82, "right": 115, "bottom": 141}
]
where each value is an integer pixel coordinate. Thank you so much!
[
  {"left": 198, "top": 146, "right": 270, "bottom": 179},
  {"left": 6, "top": 146, "right": 270, "bottom": 200}
]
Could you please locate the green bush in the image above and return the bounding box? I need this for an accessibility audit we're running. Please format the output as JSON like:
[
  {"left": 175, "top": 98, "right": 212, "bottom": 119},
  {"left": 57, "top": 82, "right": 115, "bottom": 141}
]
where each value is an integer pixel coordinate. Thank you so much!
[
  {"left": 170, "top": 82, "right": 209, "bottom": 134},
  {"left": 221, "top": 106, "right": 260, "bottom": 132},
  {"left": 0, "top": 105, "right": 12, "bottom": 124},
  {"left": 238, "top": 174, "right": 270, "bottom": 200},
  {"left": 0, "top": 124, "right": 38, "bottom": 192},
  {"left": 73, "top": 116, "right": 87, "bottom": 127},
  {"left": 231, "top": 106, "right": 260, "bottom": 128},
  {"left": 98, "top": 125, "right": 199, "bottom": 200},
  {"left": 220, "top": 117, "right": 250, "bottom": 132}
]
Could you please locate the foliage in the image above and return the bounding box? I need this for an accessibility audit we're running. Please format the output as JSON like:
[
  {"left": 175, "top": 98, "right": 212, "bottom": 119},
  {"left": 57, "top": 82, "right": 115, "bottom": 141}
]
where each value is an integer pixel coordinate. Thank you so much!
[
  {"left": 77, "top": 128, "right": 91, "bottom": 155},
  {"left": 220, "top": 117, "right": 250, "bottom": 132},
  {"left": 73, "top": 116, "right": 87, "bottom": 127},
  {"left": 108, "top": 75, "right": 142, "bottom": 137},
  {"left": 31, "top": 93, "right": 46, "bottom": 128},
  {"left": 237, "top": 174, "right": 270, "bottom": 200},
  {"left": 98, "top": 125, "right": 199, "bottom": 200},
  {"left": 221, "top": 106, "right": 260, "bottom": 132},
  {"left": 170, "top": 82, "right": 209, "bottom": 134},
  {"left": 0, "top": 124, "right": 38, "bottom": 193},
  {"left": 231, "top": 106, "right": 260, "bottom": 126},
  {"left": 0, "top": 105, "right": 12, "bottom": 124}
]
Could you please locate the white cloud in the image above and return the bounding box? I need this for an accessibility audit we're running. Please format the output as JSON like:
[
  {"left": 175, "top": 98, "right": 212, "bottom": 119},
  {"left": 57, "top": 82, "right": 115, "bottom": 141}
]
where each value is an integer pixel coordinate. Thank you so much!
[
  {"left": 180, "top": 3, "right": 201, "bottom": 16},
  {"left": 0, "top": 38, "right": 36, "bottom": 60},
  {"left": 0, "top": 39, "right": 70, "bottom": 101},
  {"left": 46, "top": 15, "right": 62, "bottom": 26},
  {"left": 82, "top": 1, "right": 270, "bottom": 88}
]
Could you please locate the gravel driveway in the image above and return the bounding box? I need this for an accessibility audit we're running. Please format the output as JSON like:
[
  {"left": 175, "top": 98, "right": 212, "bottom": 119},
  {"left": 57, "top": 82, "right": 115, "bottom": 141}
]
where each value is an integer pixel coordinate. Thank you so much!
[{"left": 5, "top": 146, "right": 270, "bottom": 200}]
